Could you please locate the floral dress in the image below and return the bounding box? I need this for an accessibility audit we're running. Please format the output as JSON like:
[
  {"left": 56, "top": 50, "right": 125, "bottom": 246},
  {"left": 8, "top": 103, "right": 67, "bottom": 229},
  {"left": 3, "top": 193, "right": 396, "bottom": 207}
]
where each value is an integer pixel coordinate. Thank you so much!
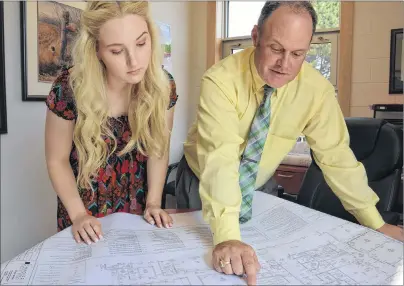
[{"left": 46, "top": 67, "right": 178, "bottom": 231}]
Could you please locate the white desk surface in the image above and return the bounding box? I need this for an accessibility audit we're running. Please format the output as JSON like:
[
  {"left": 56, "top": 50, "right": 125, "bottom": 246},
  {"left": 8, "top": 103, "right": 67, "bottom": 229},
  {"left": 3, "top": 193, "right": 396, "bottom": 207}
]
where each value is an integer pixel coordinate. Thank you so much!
[{"left": 1, "top": 192, "right": 403, "bottom": 285}]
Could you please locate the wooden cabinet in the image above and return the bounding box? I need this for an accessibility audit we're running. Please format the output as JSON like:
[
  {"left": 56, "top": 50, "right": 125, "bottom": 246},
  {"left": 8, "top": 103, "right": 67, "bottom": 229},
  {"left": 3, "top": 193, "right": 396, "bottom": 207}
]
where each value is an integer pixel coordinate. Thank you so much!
[{"left": 274, "top": 164, "right": 308, "bottom": 195}]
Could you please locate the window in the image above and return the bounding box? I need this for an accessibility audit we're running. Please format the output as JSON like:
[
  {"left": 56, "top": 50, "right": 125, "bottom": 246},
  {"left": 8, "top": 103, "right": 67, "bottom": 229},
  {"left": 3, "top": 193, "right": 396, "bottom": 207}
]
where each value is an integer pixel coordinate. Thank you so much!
[
  {"left": 225, "top": 1, "right": 340, "bottom": 38},
  {"left": 222, "top": 1, "right": 341, "bottom": 88},
  {"left": 232, "top": 48, "right": 244, "bottom": 54},
  {"left": 226, "top": 1, "right": 265, "bottom": 38},
  {"left": 306, "top": 32, "right": 339, "bottom": 86}
]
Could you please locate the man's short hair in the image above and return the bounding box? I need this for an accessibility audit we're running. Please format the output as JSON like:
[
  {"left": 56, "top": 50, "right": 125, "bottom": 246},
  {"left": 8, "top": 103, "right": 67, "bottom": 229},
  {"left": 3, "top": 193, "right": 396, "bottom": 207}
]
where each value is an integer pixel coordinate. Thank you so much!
[{"left": 257, "top": 1, "right": 318, "bottom": 35}]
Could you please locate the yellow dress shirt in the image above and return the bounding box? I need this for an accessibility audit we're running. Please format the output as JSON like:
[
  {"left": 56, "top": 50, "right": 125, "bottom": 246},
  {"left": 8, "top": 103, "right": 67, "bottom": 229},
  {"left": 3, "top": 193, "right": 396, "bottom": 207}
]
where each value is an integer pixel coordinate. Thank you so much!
[{"left": 184, "top": 47, "right": 385, "bottom": 246}]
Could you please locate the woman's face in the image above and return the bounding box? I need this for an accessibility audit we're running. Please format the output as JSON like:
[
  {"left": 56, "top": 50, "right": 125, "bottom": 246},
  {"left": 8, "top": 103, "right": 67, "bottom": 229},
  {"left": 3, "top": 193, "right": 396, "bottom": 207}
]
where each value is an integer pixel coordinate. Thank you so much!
[{"left": 97, "top": 14, "right": 152, "bottom": 85}]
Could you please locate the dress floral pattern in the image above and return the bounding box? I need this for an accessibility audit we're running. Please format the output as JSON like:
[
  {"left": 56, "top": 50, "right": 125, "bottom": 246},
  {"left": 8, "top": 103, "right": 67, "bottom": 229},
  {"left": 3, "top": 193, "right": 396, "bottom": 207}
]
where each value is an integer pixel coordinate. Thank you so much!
[{"left": 46, "top": 67, "right": 178, "bottom": 231}]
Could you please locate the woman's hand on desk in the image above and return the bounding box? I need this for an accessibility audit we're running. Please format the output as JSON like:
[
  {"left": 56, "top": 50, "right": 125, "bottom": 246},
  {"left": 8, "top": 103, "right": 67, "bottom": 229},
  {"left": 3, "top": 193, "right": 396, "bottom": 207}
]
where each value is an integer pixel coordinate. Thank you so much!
[
  {"left": 144, "top": 204, "right": 173, "bottom": 228},
  {"left": 377, "top": 224, "right": 404, "bottom": 241},
  {"left": 71, "top": 213, "right": 103, "bottom": 244}
]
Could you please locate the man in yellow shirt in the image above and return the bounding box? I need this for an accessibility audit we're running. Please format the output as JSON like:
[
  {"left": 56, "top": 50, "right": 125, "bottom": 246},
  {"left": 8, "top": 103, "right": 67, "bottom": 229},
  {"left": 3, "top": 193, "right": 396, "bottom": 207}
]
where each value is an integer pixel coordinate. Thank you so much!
[{"left": 177, "top": 1, "right": 403, "bottom": 284}]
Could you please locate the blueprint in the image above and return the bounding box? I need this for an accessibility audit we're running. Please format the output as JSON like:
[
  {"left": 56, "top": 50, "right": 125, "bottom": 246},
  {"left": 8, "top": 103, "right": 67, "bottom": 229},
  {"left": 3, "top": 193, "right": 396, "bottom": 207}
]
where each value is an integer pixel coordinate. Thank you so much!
[{"left": 1, "top": 192, "right": 403, "bottom": 285}]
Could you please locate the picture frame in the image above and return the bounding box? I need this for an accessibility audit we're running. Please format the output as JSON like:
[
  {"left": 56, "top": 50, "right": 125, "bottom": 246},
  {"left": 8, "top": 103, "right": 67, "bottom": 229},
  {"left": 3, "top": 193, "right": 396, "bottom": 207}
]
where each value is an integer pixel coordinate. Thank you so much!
[
  {"left": 156, "top": 21, "right": 172, "bottom": 75},
  {"left": 389, "top": 28, "right": 403, "bottom": 94},
  {"left": 0, "top": 2, "right": 7, "bottom": 134},
  {"left": 20, "top": 1, "right": 86, "bottom": 101}
]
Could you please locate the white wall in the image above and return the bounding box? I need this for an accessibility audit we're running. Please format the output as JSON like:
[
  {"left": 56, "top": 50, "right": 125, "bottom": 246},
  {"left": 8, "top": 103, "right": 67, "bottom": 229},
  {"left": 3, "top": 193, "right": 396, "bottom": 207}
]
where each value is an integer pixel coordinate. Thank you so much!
[
  {"left": 0, "top": 1, "right": 56, "bottom": 264},
  {"left": 0, "top": 1, "right": 206, "bottom": 263},
  {"left": 150, "top": 1, "right": 207, "bottom": 164}
]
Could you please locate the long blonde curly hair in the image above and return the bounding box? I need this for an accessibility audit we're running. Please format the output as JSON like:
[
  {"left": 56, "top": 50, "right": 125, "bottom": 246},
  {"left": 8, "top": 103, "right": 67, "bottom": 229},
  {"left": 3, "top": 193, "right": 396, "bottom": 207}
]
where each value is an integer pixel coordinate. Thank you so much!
[{"left": 69, "top": 1, "right": 170, "bottom": 189}]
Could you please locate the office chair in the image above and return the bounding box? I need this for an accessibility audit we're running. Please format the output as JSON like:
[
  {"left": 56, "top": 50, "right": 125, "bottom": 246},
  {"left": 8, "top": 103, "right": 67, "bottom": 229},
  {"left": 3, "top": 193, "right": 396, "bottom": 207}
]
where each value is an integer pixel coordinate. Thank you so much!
[
  {"left": 279, "top": 118, "right": 403, "bottom": 225},
  {"left": 161, "top": 162, "right": 180, "bottom": 209},
  {"left": 143, "top": 161, "right": 179, "bottom": 210}
]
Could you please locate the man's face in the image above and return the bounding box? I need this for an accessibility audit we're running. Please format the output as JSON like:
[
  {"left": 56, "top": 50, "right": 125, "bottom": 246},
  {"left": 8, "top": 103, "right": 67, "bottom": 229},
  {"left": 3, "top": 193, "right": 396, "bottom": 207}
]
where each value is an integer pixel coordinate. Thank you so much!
[{"left": 252, "top": 6, "right": 313, "bottom": 88}]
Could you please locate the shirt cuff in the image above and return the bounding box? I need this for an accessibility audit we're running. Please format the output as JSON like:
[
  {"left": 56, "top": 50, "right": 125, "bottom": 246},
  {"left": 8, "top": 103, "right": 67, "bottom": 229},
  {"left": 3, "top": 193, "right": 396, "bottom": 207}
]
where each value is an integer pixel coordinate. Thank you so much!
[
  {"left": 350, "top": 205, "right": 385, "bottom": 230},
  {"left": 210, "top": 214, "right": 241, "bottom": 246}
]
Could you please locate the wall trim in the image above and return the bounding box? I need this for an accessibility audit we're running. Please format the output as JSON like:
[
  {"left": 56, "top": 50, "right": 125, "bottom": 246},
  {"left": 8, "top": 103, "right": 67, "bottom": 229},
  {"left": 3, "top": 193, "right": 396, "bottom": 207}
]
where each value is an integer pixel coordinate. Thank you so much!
[
  {"left": 337, "top": 1, "right": 354, "bottom": 117},
  {"left": 206, "top": 1, "right": 221, "bottom": 69}
]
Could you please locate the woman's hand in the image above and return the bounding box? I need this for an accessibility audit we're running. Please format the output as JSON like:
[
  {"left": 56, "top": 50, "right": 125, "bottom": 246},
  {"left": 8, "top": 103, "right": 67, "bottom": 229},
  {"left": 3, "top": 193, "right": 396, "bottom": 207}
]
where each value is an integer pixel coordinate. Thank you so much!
[
  {"left": 144, "top": 204, "right": 173, "bottom": 228},
  {"left": 71, "top": 213, "right": 103, "bottom": 244}
]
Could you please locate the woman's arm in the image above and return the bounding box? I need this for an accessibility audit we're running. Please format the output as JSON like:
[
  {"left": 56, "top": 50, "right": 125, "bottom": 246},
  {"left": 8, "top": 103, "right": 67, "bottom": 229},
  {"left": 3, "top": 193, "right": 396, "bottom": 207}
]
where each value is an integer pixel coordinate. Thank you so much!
[
  {"left": 144, "top": 108, "right": 175, "bottom": 227},
  {"left": 44, "top": 68, "right": 103, "bottom": 244},
  {"left": 146, "top": 108, "right": 174, "bottom": 206},
  {"left": 45, "top": 110, "right": 102, "bottom": 243},
  {"left": 45, "top": 110, "right": 87, "bottom": 222}
]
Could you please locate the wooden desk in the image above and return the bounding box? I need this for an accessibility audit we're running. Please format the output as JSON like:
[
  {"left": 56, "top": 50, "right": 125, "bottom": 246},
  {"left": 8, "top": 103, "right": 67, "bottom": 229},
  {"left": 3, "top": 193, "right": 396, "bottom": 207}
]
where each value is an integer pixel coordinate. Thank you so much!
[
  {"left": 165, "top": 209, "right": 197, "bottom": 214},
  {"left": 274, "top": 164, "right": 308, "bottom": 195},
  {"left": 133, "top": 209, "right": 196, "bottom": 216}
]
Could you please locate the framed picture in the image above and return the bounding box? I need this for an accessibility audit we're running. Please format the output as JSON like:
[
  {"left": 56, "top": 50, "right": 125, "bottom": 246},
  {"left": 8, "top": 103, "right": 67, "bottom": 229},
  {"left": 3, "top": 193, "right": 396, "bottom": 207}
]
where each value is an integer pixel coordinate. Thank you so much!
[
  {"left": 0, "top": 2, "right": 7, "bottom": 134},
  {"left": 389, "top": 28, "right": 403, "bottom": 94},
  {"left": 156, "top": 21, "right": 172, "bottom": 75},
  {"left": 20, "top": 1, "right": 86, "bottom": 101}
]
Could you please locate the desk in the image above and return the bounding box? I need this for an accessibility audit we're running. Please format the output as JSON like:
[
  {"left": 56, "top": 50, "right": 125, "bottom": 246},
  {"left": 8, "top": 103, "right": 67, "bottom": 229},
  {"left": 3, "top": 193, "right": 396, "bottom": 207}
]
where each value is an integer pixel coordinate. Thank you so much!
[
  {"left": 275, "top": 164, "right": 308, "bottom": 195},
  {"left": 165, "top": 209, "right": 198, "bottom": 214},
  {"left": 1, "top": 192, "right": 403, "bottom": 285}
]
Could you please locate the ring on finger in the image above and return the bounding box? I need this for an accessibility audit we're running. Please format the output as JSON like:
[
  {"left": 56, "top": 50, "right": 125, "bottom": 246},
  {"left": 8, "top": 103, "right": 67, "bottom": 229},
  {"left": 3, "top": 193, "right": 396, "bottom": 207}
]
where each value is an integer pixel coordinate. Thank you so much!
[{"left": 219, "top": 259, "right": 231, "bottom": 268}]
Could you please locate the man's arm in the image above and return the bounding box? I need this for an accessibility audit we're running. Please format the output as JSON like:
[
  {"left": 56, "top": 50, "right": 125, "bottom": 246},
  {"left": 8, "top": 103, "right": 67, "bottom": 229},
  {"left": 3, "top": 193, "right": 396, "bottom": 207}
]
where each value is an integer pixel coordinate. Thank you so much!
[
  {"left": 302, "top": 87, "right": 385, "bottom": 230},
  {"left": 196, "top": 75, "right": 244, "bottom": 246}
]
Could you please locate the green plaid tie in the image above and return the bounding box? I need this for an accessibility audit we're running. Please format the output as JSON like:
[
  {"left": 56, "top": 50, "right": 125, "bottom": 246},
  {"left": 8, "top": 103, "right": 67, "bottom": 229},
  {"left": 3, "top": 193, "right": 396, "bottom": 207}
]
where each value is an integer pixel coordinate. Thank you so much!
[{"left": 239, "top": 85, "right": 273, "bottom": 223}]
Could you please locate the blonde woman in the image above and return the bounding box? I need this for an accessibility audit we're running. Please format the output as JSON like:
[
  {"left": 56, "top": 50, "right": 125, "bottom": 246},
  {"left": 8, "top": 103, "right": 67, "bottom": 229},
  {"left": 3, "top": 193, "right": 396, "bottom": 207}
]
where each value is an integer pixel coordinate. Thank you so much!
[{"left": 45, "top": 1, "right": 178, "bottom": 244}]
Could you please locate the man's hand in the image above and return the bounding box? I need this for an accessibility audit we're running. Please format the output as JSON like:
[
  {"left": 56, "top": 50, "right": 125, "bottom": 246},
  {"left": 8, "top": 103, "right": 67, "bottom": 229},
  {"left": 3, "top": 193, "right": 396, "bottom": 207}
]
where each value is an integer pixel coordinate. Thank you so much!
[
  {"left": 212, "top": 240, "right": 261, "bottom": 285},
  {"left": 377, "top": 223, "right": 404, "bottom": 241}
]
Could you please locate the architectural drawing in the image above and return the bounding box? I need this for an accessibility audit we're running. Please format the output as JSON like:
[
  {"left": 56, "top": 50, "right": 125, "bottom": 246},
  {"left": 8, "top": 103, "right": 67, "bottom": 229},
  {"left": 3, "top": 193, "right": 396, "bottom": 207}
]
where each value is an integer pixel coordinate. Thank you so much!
[{"left": 1, "top": 192, "right": 402, "bottom": 285}]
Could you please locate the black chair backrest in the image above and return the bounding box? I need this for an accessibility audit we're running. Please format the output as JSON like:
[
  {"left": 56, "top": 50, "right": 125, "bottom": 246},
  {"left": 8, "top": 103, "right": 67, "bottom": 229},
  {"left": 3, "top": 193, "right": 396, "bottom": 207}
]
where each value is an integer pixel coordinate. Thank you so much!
[{"left": 297, "top": 118, "right": 403, "bottom": 224}]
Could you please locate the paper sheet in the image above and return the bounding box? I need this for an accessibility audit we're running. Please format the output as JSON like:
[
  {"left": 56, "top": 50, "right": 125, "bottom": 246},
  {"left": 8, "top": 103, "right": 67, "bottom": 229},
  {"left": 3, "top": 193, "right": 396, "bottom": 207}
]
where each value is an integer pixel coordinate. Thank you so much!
[{"left": 1, "top": 192, "right": 403, "bottom": 285}]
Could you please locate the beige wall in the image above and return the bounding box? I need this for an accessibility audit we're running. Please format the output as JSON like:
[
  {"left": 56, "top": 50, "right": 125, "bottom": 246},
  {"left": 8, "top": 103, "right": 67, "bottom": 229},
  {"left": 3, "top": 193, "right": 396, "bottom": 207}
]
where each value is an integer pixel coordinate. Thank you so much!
[{"left": 350, "top": 1, "right": 404, "bottom": 117}]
